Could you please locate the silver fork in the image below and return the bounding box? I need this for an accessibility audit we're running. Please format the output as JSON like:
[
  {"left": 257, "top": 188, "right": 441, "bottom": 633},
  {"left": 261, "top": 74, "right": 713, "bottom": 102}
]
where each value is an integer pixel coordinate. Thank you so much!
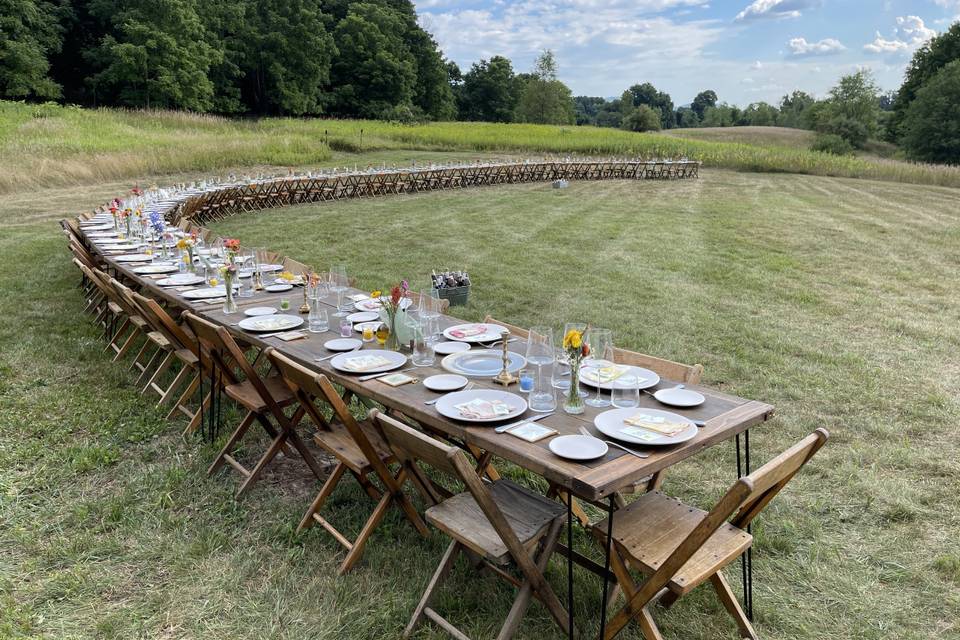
[
  {"left": 578, "top": 426, "right": 649, "bottom": 459},
  {"left": 425, "top": 381, "right": 475, "bottom": 405}
]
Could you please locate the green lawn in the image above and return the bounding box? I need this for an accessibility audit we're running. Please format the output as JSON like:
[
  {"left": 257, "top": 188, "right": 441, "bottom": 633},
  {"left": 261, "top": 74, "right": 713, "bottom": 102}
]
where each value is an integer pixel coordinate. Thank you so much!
[{"left": 2, "top": 160, "right": 960, "bottom": 639}]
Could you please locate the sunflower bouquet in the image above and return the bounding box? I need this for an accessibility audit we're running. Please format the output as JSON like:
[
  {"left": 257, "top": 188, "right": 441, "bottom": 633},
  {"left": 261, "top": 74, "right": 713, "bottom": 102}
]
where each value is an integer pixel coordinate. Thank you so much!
[
  {"left": 561, "top": 325, "right": 590, "bottom": 414},
  {"left": 176, "top": 233, "right": 197, "bottom": 273}
]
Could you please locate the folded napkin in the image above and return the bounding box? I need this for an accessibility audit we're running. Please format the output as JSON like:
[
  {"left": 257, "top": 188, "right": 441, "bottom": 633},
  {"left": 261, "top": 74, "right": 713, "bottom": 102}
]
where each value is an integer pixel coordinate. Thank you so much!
[
  {"left": 622, "top": 413, "right": 688, "bottom": 436},
  {"left": 583, "top": 365, "right": 631, "bottom": 384},
  {"left": 358, "top": 299, "right": 382, "bottom": 310},
  {"left": 274, "top": 331, "right": 306, "bottom": 342},
  {"left": 454, "top": 398, "right": 513, "bottom": 420},
  {"left": 251, "top": 318, "right": 293, "bottom": 331},
  {"left": 450, "top": 325, "right": 488, "bottom": 339},
  {"left": 343, "top": 355, "right": 392, "bottom": 372}
]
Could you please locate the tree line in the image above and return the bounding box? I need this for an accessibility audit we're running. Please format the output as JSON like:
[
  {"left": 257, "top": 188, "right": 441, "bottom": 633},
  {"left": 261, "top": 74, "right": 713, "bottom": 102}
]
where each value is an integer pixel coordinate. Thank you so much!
[{"left": 2, "top": 1, "right": 958, "bottom": 162}]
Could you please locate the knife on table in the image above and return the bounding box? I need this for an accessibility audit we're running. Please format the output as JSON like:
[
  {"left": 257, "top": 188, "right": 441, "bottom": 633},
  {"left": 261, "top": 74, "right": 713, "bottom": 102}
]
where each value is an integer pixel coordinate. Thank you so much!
[{"left": 495, "top": 412, "right": 554, "bottom": 434}]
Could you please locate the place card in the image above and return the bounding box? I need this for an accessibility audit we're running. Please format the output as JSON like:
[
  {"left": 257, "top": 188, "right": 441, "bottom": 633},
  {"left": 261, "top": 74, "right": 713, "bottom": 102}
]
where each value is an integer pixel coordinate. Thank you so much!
[
  {"left": 507, "top": 422, "right": 557, "bottom": 443},
  {"left": 274, "top": 331, "right": 306, "bottom": 342},
  {"left": 378, "top": 373, "right": 417, "bottom": 387}
]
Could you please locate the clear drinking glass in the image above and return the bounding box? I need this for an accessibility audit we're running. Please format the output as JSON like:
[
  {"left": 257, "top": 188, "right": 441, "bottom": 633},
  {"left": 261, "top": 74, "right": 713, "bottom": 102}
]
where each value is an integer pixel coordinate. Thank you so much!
[
  {"left": 411, "top": 320, "right": 436, "bottom": 367},
  {"left": 518, "top": 367, "right": 535, "bottom": 393},
  {"left": 584, "top": 328, "right": 614, "bottom": 408},
  {"left": 330, "top": 265, "right": 348, "bottom": 317},
  {"left": 527, "top": 326, "right": 556, "bottom": 411},
  {"left": 308, "top": 302, "right": 328, "bottom": 333},
  {"left": 611, "top": 374, "right": 640, "bottom": 409},
  {"left": 339, "top": 318, "right": 353, "bottom": 337}
]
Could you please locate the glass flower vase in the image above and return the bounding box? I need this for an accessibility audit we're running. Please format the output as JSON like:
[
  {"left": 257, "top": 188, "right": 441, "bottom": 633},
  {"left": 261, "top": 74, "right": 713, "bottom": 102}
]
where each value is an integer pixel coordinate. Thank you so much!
[
  {"left": 223, "top": 275, "right": 238, "bottom": 314},
  {"left": 563, "top": 358, "right": 585, "bottom": 414}
]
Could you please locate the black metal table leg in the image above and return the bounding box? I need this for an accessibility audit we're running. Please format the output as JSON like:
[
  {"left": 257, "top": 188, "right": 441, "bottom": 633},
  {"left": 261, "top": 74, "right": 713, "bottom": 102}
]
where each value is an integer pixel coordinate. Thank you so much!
[
  {"left": 598, "top": 495, "right": 616, "bottom": 640},
  {"left": 736, "top": 431, "right": 754, "bottom": 621},
  {"left": 567, "top": 496, "right": 574, "bottom": 640}
]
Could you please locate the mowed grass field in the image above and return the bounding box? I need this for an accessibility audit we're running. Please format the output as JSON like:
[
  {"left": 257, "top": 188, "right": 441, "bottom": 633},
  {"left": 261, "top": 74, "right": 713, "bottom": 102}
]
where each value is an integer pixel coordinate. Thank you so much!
[{"left": 2, "top": 152, "right": 960, "bottom": 639}]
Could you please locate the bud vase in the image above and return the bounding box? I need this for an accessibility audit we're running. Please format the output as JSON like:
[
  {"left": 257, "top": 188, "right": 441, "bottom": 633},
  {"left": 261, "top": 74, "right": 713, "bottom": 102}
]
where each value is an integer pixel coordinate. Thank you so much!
[
  {"left": 223, "top": 275, "right": 238, "bottom": 314},
  {"left": 563, "top": 359, "right": 585, "bottom": 414}
]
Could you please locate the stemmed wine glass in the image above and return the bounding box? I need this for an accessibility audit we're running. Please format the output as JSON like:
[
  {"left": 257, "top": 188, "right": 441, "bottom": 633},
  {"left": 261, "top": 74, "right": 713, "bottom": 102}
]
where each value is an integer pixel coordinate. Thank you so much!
[
  {"left": 330, "top": 265, "right": 349, "bottom": 317},
  {"left": 526, "top": 326, "right": 556, "bottom": 412},
  {"left": 584, "top": 328, "right": 614, "bottom": 408}
]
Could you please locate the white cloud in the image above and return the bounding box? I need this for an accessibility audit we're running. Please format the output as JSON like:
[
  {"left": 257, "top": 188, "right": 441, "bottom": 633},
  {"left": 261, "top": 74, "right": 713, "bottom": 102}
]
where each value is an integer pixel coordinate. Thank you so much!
[
  {"left": 864, "top": 15, "right": 936, "bottom": 54},
  {"left": 933, "top": 0, "right": 960, "bottom": 9},
  {"left": 751, "top": 60, "right": 764, "bottom": 70},
  {"left": 787, "top": 37, "right": 846, "bottom": 56},
  {"left": 734, "top": 0, "right": 819, "bottom": 22}
]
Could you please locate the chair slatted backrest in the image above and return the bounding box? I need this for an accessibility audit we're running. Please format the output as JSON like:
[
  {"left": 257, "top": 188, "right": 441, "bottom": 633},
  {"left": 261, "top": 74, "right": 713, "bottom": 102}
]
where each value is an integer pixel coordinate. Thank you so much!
[
  {"left": 182, "top": 313, "right": 249, "bottom": 391},
  {"left": 624, "top": 428, "right": 829, "bottom": 609},
  {"left": 613, "top": 348, "right": 704, "bottom": 384},
  {"left": 132, "top": 292, "right": 196, "bottom": 355},
  {"left": 732, "top": 427, "right": 829, "bottom": 529},
  {"left": 370, "top": 409, "right": 552, "bottom": 586},
  {"left": 281, "top": 257, "right": 311, "bottom": 275},
  {"left": 267, "top": 350, "right": 395, "bottom": 479}
]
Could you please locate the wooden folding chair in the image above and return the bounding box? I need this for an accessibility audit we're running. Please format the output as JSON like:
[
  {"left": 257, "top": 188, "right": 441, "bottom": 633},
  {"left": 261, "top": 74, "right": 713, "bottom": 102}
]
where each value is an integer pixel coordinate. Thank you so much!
[
  {"left": 267, "top": 351, "right": 429, "bottom": 574},
  {"left": 182, "top": 313, "right": 325, "bottom": 497},
  {"left": 131, "top": 292, "right": 204, "bottom": 426},
  {"left": 370, "top": 410, "right": 570, "bottom": 640},
  {"left": 593, "top": 429, "right": 829, "bottom": 640}
]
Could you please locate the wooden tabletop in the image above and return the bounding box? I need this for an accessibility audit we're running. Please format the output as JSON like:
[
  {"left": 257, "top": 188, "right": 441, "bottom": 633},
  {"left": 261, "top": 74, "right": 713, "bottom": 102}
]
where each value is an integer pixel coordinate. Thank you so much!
[{"left": 88, "top": 234, "right": 774, "bottom": 502}]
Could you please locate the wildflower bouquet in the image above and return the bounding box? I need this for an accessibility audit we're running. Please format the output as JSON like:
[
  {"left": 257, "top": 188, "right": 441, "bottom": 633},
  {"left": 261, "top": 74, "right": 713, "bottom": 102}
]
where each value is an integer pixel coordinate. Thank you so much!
[{"left": 561, "top": 325, "right": 590, "bottom": 414}]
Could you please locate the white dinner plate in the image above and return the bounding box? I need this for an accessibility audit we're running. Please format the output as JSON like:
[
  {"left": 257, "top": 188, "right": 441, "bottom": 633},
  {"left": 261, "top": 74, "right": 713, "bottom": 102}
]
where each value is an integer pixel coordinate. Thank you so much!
[
  {"left": 257, "top": 264, "right": 284, "bottom": 273},
  {"left": 347, "top": 311, "right": 379, "bottom": 323},
  {"left": 423, "top": 374, "right": 469, "bottom": 392},
  {"left": 80, "top": 223, "right": 113, "bottom": 231},
  {"left": 102, "top": 243, "right": 142, "bottom": 251},
  {"left": 265, "top": 284, "right": 293, "bottom": 292},
  {"left": 87, "top": 232, "right": 120, "bottom": 239},
  {"left": 157, "top": 275, "right": 204, "bottom": 286},
  {"left": 435, "top": 389, "right": 527, "bottom": 424},
  {"left": 579, "top": 364, "right": 660, "bottom": 391},
  {"left": 594, "top": 408, "right": 698, "bottom": 446},
  {"left": 653, "top": 386, "right": 706, "bottom": 408},
  {"left": 114, "top": 253, "right": 154, "bottom": 262},
  {"left": 237, "top": 314, "right": 304, "bottom": 332},
  {"left": 354, "top": 297, "right": 413, "bottom": 312},
  {"left": 243, "top": 307, "right": 277, "bottom": 317},
  {"left": 433, "top": 341, "right": 471, "bottom": 355},
  {"left": 549, "top": 434, "right": 608, "bottom": 461},
  {"left": 181, "top": 285, "right": 237, "bottom": 299},
  {"left": 330, "top": 349, "right": 407, "bottom": 374},
  {"left": 323, "top": 338, "right": 363, "bottom": 352},
  {"left": 442, "top": 323, "right": 508, "bottom": 344},
  {"left": 131, "top": 263, "right": 179, "bottom": 274},
  {"left": 354, "top": 321, "right": 382, "bottom": 334},
  {"left": 441, "top": 349, "right": 526, "bottom": 377}
]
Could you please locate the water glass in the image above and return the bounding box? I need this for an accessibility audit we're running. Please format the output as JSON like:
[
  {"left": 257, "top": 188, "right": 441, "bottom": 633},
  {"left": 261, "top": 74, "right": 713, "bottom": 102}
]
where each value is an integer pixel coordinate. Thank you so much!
[
  {"left": 412, "top": 329, "right": 436, "bottom": 367},
  {"left": 611, "top": 375, "right": 641, "bottom": 409},
  {"left": 308, "top": 305, "right": 329, "bottom": 333},
  {"left": 339, "top": 318, "right": 353, "bottom": 337},
  {"left": 585, "top": 328, "right": 614, "bottom": 408},
  {"left": 279, "top": 297, "right": 291, "bottom": 312},
  {"left": 529, "top": 370, "right": 557, "bottom": 413}
]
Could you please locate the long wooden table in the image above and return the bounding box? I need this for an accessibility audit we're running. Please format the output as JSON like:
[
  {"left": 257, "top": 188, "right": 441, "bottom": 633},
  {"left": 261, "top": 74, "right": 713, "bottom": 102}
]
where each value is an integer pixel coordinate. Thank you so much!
[
  {"left": 83, "top": 227, "right": 774, "bottom": 635},
  {"left": 93, "top": 252, "right": 773, "bottom": 503}
]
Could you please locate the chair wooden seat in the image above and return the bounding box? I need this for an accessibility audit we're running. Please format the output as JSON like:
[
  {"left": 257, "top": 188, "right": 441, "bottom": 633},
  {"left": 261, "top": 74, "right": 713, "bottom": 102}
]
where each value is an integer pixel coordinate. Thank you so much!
[
  {"left": 147, "top": 331, "right": 171, "bottom": 349},
  {"left": 594, "top": 429, "right": 829, "bottom": 640},
  {"left": 312, "top": 419, "right": 392, "bottom": 473},
  {"left": 224, "top": 375, "right": 296, "bottom": 412},
  {"left": 596, "top": 491, "right": 752, "bottom": 595},
  {"left": 427, "top": 479, "right": 565, "bottom": 564},
  {"left": 175, "top": 348, "right": 199, "bottom": 366}
]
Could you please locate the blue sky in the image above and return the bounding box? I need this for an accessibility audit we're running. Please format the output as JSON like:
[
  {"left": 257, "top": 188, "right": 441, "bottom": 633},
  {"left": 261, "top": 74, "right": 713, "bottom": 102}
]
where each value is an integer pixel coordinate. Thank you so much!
[{"left": 413, "top": 1, "right": 960, "bottom": 106}]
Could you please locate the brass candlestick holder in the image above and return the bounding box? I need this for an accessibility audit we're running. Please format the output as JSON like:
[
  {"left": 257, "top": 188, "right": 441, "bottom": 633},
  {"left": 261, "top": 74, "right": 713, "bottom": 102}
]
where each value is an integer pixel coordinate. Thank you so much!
[
  {"left": 492, "top": 334, "right": 518, "bottom": 386},
  {"left": 299, "top": 271, "right": 311, "bottom": 314}
]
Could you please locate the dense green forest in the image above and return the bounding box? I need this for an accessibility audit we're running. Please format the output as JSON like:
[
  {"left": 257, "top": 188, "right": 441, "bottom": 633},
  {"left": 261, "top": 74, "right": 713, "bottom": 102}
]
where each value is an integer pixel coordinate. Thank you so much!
[{"left": 1, "top": 0, "right": 959, "bottom": 162}]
